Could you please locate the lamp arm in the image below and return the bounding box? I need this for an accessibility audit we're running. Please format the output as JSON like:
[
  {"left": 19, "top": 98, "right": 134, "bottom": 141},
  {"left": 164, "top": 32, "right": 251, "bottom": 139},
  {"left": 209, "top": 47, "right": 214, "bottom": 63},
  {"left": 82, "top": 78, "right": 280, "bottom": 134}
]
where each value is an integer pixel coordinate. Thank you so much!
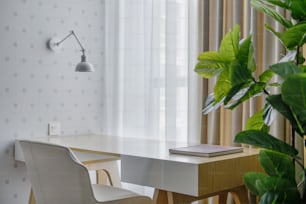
[{"left": 56, "top": 30, "right": 86, "bottom": 54}]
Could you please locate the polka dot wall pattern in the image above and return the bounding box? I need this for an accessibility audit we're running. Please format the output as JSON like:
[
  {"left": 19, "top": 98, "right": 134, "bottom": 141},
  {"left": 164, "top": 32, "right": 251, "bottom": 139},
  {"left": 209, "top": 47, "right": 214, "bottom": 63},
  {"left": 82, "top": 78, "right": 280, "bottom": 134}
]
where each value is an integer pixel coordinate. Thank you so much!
[{"left": 0, "top": 0, "right": 106, "bottom": 203}]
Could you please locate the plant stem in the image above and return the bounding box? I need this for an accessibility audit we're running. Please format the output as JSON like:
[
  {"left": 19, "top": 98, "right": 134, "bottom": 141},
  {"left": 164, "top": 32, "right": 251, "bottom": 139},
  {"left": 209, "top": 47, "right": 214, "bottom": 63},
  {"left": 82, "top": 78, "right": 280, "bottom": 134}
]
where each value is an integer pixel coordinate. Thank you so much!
[
  {"left": 296, "top": 46, "right": 300, "bottom": 66},
  {"left": 294, "top": 157, "right": 304, "bottom": 169},
  {"left": 292, "top": 127, "right": 295, "bottom": 151}
]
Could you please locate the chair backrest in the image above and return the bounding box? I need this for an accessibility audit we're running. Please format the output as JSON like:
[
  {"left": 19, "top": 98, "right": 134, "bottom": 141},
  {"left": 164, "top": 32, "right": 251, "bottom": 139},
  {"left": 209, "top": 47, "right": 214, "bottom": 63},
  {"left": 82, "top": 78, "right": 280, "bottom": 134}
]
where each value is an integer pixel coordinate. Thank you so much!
[{"left": 20, "top": 140, "right": 96, "bottom": 204}]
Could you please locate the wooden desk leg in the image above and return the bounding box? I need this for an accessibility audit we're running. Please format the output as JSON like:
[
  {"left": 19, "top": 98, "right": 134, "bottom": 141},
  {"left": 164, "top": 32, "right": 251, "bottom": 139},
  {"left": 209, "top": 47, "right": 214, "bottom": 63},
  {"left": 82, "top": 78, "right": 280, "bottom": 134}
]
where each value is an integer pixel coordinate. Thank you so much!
[
  {"left": 28, "top": 189, "right": 35, "bottom": 204},
  {"left": 153, "top": 189, "right": 169, "bottom": 204},
  {"left": 153, "top": 189, "right": 203, "bottom": 204},
  {"left": 218, "top": 192, "right": 228, "bottom": 204},
  {"left": 230, "top": 186, "right": 249, "bottom": 204},
  {"left": 249, "top": 193, "right": 257, "bottom": 204},
  {"left": 153, "top": 188, "right": 250, "bottom": 204}
]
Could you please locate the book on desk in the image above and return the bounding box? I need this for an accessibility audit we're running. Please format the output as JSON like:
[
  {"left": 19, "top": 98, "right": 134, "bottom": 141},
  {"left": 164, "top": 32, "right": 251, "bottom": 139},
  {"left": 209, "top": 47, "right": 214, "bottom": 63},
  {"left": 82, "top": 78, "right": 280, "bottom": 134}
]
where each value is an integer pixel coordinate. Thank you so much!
[{"left": 169, "top": 144, "right": 244, "bottom": 157}]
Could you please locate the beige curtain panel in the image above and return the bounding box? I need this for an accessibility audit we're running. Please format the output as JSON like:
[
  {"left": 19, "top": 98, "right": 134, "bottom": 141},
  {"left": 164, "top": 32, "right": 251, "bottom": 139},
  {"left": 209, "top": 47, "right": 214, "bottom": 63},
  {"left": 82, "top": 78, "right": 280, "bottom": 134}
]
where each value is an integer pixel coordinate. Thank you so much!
[{"left": 199, "top": 0, "right": 290, "bottom": 146}]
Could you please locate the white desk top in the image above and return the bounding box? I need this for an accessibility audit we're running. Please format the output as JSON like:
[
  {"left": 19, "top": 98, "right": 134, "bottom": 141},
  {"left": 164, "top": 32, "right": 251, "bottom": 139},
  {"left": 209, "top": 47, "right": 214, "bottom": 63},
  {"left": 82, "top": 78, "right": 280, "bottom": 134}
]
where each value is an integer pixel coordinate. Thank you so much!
[{"left": 17, "top": 134, "right": 259, "bottom": 164}]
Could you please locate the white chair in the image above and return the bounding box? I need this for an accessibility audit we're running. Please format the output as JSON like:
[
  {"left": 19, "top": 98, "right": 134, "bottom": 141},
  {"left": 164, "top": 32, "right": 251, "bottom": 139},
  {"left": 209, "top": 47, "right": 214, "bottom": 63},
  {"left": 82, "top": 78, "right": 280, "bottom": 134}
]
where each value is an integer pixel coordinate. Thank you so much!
[{"left": 20, "top": 140, "right": 152, "bottom": 204}]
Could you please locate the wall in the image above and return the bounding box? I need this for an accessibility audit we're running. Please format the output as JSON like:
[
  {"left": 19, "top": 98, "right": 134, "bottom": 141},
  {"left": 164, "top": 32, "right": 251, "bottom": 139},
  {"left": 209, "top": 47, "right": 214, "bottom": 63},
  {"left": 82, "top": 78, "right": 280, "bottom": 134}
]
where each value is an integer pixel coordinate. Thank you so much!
[{"left": 0, "top": 0, "right": 105, "bottom": 203}]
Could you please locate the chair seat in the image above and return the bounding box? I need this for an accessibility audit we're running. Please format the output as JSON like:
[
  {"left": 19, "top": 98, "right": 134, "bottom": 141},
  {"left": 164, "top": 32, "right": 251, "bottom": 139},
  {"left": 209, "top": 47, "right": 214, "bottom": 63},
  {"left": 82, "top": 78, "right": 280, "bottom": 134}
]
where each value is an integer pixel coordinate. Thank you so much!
[{"left": 92, "top": 184, "right": 152, "bottom": 204}]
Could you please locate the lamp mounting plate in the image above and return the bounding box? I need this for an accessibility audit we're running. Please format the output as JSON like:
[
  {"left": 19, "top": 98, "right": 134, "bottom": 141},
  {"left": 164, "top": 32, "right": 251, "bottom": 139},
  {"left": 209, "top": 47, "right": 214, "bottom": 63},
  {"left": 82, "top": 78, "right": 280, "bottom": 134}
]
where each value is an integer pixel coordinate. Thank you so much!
[{"left": 47, "top": 38, "right": 61, "bottom": 52}]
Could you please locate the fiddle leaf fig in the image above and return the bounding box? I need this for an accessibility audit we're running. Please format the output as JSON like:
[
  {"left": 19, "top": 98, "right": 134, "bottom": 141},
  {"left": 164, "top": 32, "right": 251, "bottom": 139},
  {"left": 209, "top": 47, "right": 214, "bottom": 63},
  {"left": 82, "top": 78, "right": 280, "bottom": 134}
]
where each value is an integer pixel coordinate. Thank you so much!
[
  {"left": 263, "top": 103, "right": 276, "bottom": 126},
  {"left": 245, "top": 109, "right": 269, "bottom": 132},
  {"left": 244, "top": 172, "right": 269, "bottom": 196},
  {"left": 225, "top": 82, "right": 266, "bottom": 109},
  {"left": 234, "top": 130, "right": 298, "bottom": 156},
  {"left": 251, "top": 0, "right": 293, "bottom": 28},
  {"left": 282, "top": 73, "right": 306, "bottom": 135},
  {"left": 231, "top": 36, "right": 254, "bottom": 86},
  {"left": 195, "top": 1, "right": 306, "bottom": 201},
  {"left": 269, "top": 62, "right": 301, "bottom": 80},
  {"left": 195, "top": 25, "right": 240, "bottom": 79},
  {"left": 264, "top": 0, "right": 290, "bottom": 9},
  {"left": 280, "top": 23, "right": 306, "bottom": 49},
  {"left": 202, "top": 93, "right": 224, "bottom": 114},
  {"left": 266, "top": 94, "right": 303, "bottom": 135},
  {"left": 288, "top": 0, "right": 306, "bottom": 21},
  {"left": 264, "top": 0, "right": 306, "bottom": 21},
  {"left": 219, "top": 24, "right": 240, "bottom": 59},
  {"left": 244, "top": 171, "right": 300, "bottom": 204},
  {"left": 213, "top": 66, "right": 231, "bottom": 104},
  {"left": 259, "top": 69, "right": 274, "bottom": 83},
  {"left": 195, "top": 52, "right": 229, "bottom": 78},
  {"left": 264, "top": 23, "right": 282, "bottom": 40},
  {"left": 259, "top": 150, "right": 296, "bottom": 181}
]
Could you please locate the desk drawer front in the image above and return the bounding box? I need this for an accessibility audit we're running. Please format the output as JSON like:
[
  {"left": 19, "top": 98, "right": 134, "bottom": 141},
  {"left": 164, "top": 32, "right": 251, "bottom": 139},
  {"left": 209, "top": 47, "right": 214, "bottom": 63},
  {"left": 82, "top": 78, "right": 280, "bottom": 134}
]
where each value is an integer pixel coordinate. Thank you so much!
[{"left": 121, "top": 155, "right": 199, "bottom": 196}]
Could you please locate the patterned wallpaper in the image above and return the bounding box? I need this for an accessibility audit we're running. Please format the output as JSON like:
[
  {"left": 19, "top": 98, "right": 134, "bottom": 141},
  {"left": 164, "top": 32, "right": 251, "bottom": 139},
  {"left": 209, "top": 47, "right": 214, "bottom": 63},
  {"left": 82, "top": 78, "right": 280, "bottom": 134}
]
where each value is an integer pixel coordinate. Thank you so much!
[{"left": 0, "top": 0, "right": 105, "bottom": 203}]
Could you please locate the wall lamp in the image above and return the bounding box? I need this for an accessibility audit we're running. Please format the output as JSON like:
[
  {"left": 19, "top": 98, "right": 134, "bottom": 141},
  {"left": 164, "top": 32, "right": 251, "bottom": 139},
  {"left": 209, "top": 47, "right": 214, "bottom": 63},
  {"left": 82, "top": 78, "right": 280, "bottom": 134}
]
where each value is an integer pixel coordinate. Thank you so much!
[{"left": 47, "top": 30, "right": 94, "bottom": 72}]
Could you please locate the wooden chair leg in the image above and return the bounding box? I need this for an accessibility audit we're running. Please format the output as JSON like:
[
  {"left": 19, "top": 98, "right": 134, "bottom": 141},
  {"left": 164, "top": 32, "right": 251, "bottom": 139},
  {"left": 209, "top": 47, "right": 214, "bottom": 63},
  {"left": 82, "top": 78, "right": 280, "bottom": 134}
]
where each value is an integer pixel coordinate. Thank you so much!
[
  {"left": 96, "top": 169, "right": 114, "bottom": 186},
  {"left": 84, "top": 160, "right": 121, "bottom": 187},
  {"left": 28, "top": 188, "right": 35, "bottom": 204}
]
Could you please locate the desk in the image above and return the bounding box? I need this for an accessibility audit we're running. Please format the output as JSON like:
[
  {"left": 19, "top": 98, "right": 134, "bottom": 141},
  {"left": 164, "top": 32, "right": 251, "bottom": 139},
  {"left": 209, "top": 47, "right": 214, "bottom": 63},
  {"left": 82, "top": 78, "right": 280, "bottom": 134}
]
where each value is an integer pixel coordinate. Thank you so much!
[{"left": 15, "top": 135, "right": 261, "bottom": 204}]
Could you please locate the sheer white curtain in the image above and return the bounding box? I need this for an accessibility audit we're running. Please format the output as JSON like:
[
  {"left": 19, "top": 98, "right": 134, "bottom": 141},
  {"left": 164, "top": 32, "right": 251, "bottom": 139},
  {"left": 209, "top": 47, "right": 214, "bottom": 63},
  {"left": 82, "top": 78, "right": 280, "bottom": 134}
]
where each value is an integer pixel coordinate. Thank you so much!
[{"left": 103, "top": 0, "right": 202, "bottom": 143}]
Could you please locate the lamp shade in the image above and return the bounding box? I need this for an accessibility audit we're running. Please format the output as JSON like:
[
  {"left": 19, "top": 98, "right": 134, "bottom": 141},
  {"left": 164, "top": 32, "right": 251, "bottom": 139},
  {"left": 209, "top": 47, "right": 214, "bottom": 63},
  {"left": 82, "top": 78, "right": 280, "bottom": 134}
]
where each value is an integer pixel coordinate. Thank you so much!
[{"left": 75, "top": 54, "right": 95, "bottom": 72}]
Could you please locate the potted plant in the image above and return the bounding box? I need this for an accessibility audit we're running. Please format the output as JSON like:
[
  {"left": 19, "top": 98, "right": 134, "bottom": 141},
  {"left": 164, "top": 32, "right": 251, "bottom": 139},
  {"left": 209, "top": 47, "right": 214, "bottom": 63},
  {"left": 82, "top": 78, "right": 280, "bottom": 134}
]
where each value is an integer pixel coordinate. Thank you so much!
[{"left": 195, "top": 0, "right": 306, "bottom": 203}]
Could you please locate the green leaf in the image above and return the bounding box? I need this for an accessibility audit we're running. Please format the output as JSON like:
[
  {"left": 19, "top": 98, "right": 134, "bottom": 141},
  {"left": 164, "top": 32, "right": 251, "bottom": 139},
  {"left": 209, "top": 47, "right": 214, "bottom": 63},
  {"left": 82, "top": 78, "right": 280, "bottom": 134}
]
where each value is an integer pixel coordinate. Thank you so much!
[
  {"left": 280, "top": 23, "right": 306, "bottom": 49},
  {"left": 290, "top": 0, "right": 306, "bottom": 21},
  {"left": 263, "top": 103, "right": 276, "bottom": 126},
  {"left": 268, "top": 82, "right": 281, "bottom": 87},
  {"left": 259, "top": 192, "right": 279, "bottom": 204},
  {"left": 282, "top": 73, "right": 306, "bottom": 135},
  {"left": 238, "top": 35, "right": 256, "bottom": 71},
  {"left": 282, "top": 73, "right": 306, "bottom": 110},
  {"left": 230, "top": 36, "right": 254, "bottom": 87},
  {"left": 246, "top": 109, "right": 270, "bottom": 132},
  {"left": 257, "top": 178, "right": 300, "bottom": 204},
  {"left": 266, "top": 94, "right": 304, "bottom": 136},
  {"left": 219, "top": 25, "right": 240, "bottom": 60},
  {"left": 251, "top": 0, "right": 293, "bottom": 28},
  {"left": 234, "top": 130, "right": 298, "bottom": 156},
  {"left": 230, "top": 60, "right": 253, "bottom": 87},
  {"left": 202, "top": 93, "right": 224, "bottom": 115},
  {"left": 265, "top": 0, "right": 290, "bottom": 9},
  {"left": 214, "top": 66, "right": 231, "bottom": 104},
  {"left": 224, "top": 83, "right": 248, "bottom": 105},
  {"left": 195, "top": 25, "right": 241, "bottom": 79},
  {"left": 264, "top": 23, "right": 282, "bottom": 40},
  {"left": 259, "top": 150, "right": 296, "bottom": 181},
  {"left": 244, "top": 172, "right": 269, "bottom": 196},
  {"left": 226, "top": 82, "right": 266, "bottom": 109},
  {"left": 269, "top": 61, "right": 302, "bottom": 80},
  {"left": 244, "top": 172, "right": 299, "bottom": 203},
  {"left": 195, "top": 52, "right": 229, "bottom": 78},
  {"left": 259, "top": 69, "right": 274, "bottom": 83}
]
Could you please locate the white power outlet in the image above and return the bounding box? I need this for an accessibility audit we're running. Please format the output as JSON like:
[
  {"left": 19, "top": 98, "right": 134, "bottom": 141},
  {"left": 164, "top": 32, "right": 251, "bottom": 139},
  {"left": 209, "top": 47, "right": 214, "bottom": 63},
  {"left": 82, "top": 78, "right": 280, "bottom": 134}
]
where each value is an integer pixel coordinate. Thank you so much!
[{"left": 48, "top": 122, "right": 61, "bottom": 136}]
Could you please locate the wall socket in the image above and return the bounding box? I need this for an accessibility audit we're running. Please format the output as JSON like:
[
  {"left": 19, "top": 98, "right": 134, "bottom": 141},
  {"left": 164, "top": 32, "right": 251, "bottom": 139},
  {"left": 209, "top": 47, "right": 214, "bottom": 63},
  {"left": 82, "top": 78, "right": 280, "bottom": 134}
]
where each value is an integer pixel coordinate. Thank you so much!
[{"left": 48, "top": 122, "right": 61, "bottom": 136}]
